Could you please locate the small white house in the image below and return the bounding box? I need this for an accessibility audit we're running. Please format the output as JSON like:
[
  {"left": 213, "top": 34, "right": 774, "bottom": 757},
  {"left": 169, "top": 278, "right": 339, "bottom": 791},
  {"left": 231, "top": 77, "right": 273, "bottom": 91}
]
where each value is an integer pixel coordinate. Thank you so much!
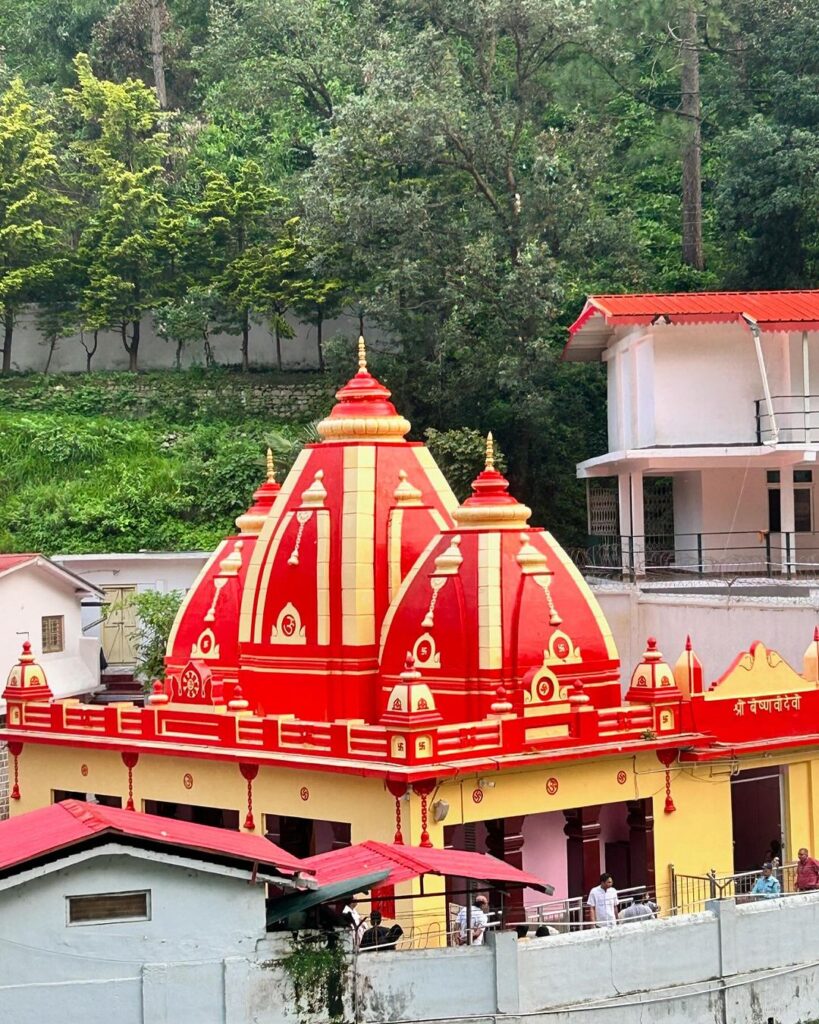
[
  {"left": 567, "top": 291, "right": 819, "bottom": 575},
  {"left": 52, "top": 552, "right": 209, "bottom": 670},
  {"left": 0, "top": 554, "right": 102, "bottom": 713},
  {"left": 0, "top": 800, "right": 312, "bottom": 1024}
]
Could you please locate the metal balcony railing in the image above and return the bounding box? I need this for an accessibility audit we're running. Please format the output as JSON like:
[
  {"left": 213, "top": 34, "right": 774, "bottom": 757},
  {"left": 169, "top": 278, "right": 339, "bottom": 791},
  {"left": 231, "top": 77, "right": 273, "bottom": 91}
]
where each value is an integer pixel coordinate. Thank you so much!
[
  {"left": 755, "top": 395, "right": 819, "bottom": 444},
  {"left": 574, "top": 531, "right": 819, "bottom": 580}
]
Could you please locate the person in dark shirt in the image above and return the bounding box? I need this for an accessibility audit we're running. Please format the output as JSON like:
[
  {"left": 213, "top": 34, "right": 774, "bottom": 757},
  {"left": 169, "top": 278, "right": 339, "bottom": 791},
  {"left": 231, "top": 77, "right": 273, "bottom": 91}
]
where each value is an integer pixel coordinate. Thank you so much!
[{"left": 359, "top": 911, "right": 403, "bottom": 951}]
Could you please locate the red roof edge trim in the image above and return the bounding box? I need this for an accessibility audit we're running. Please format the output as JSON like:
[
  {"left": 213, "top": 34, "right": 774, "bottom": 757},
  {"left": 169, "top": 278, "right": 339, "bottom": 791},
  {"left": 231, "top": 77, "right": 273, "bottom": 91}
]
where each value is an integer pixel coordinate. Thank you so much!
[{"left": 567, "top": 302, "right": 599, "bottom": 337}]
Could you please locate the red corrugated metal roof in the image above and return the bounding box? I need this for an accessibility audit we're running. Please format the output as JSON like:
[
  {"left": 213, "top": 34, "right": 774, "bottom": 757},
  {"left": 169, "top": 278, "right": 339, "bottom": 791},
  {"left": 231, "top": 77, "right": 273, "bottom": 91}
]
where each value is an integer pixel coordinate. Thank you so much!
[
  {"left": 301, "top": 840, "right": 548, "bottom": 890},
  {"left": 565, "top": 290, "right": 819, "bottom": 359},
  {"left": 0, "top": 800, "right": 310, "bottom": 878}
]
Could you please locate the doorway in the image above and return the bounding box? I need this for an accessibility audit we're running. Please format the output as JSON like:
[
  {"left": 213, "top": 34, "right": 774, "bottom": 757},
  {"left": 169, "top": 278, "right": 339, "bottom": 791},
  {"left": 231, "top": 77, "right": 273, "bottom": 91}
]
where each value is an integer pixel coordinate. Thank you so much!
[
  {"left": 102, "top": 586, "right": 137, "bottom": 665},
  {"left": 731, "top": 766, "right": 784, "bottom": 873}
]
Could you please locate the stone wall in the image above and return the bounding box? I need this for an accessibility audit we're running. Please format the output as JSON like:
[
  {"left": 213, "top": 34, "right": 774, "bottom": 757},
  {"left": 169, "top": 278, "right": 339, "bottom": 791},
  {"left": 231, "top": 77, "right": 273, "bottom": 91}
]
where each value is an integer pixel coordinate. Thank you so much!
[{"left": 0, "top": 372, "right": 334, "bottom": 424}]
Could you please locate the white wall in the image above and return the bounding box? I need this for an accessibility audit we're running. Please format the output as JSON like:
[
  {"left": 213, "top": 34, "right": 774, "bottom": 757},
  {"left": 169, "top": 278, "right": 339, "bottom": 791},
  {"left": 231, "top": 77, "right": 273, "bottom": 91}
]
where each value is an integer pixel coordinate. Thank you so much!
[
  {"left": 52, "top": 553, "right": 210, "bottom": 595},
  {"left": 5, "top": 849, "right": 819, "bottom": 1024},
  {"left": 651, "top": 324, "right": 766, "bottom": 446},
  {"left": 0, "top": 845, "right": 267, "bottom": 1024},
  {"left": 593, "top": 584, "right": 819, "bottom": 688},
  {"left": 8, "top": 308, "right": 369, "bottom": 373},
  {"left": 53, "top": 553, "right": 209, "bottom": 655},
  {"left": 0, "top": 565, "right": 99, "bottom": 710}
]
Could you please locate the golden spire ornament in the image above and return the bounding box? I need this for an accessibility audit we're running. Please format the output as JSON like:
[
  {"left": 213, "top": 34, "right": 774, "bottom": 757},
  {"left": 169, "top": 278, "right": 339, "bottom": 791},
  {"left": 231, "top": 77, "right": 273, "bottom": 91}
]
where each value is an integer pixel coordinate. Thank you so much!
[
  {"left": 358, "top": 335, "right": 368, "bottom": 372},
  {"left": 266, "top": 448, "right": 276, "bottom": 483},
  {"left": 485, "top": 431, "right": 495, "bottom": 471}
]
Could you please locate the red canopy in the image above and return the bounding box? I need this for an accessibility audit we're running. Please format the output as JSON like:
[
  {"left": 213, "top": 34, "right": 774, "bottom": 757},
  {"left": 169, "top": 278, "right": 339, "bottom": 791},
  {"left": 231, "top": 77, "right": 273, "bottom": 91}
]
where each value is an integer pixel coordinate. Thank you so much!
[{"left": 301, "top": 840, "right": 548, "bottom": 891}]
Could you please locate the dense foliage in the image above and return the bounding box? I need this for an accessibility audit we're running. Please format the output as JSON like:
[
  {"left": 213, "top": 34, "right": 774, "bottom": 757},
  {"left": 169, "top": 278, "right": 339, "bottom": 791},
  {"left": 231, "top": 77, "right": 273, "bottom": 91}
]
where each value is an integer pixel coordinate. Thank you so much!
[
  {"left": 2, "top": 0, "right": 818, "bottom": 547},
  {"left": 0, "top": 403, "right": 300, "bottom": 552}
]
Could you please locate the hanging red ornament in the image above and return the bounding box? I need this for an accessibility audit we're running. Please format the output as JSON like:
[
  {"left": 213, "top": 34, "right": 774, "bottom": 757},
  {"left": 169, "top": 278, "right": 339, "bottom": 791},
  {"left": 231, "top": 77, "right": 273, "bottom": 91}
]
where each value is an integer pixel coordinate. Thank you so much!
[
  {"left": 240, "top": 763, "right": 259, "bottom": 831},
  {"left": 121, "top": 751, "right": 139, "bottom": 811},
  {"left": 656, "top": 749, "right": 677, "bottom": 814},
  {"left": 386, "top": 779, "right": 407, "bottom": 844},
  {"left": 412, "top": 779, "right": 437, "bottom": 848},
  {"left": 8, "top": 741, "right": 23, "bottom": 800}
]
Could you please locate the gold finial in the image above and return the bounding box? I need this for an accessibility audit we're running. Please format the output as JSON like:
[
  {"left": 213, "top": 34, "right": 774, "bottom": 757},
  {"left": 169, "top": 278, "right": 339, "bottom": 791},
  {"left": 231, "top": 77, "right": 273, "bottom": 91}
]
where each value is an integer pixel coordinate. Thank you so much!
[
  {"left": 485, "top": 431, "right": 495, "bottom": 471},
  {"left": 358, "top": 335, "right": 367, "bottom": 372},
  {"left": 266, "top": 448, "right": 275, "bottom": 483}
]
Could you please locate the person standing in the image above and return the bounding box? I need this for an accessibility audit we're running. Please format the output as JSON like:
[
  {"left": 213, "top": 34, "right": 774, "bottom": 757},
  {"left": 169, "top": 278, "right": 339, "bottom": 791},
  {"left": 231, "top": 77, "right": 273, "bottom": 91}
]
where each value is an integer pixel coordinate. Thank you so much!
[
  {"left": 456, "top": 893, "right": 489, "bottom": 945},
  {"left": 342, "top": 897, "right": 367, "bottom": 945},
  {"left": 796, "top": 848, "right": 819, "bottom": 892},
  {"left": 587, "top": 873, "right": 618, "bottom": 927},
  {"left": 751, "top": 863, "right": 781, "bottom": 899}
]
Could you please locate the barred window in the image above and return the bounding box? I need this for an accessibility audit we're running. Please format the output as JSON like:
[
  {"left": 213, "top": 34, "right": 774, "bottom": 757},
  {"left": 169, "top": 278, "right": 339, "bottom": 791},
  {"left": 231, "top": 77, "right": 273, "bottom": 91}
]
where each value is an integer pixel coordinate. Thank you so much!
[
  {"left": 41, "top": 615, "right": 64, "bottom": 653},
  {"left": 67, "top": 890, "right": 150, "bottom": 925}
]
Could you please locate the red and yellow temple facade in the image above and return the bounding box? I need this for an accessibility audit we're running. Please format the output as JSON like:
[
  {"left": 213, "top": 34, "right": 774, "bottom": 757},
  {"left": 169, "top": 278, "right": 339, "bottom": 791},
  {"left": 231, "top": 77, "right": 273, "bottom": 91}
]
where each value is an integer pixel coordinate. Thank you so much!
[{"left": 5, "top": 342, "right": 819, "bottom": 925}]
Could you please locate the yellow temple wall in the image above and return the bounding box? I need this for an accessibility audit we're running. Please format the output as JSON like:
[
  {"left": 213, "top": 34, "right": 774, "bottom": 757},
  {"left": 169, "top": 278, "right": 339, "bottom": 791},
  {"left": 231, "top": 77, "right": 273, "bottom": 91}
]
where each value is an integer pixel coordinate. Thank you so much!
[{"left": 13, "top": 740, "right": 819, "bottom": 923}]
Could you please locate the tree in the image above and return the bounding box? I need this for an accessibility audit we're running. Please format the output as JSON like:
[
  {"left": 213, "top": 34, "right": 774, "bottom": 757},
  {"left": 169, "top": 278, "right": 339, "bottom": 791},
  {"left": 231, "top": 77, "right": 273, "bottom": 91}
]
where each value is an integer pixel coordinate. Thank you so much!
[
  {"left": 713, "top": 0, "right": 819, "bottom": 286},
  {"left": 125, "top": 589, "right": 182, "bottom": 687},
  {"left": 65, "top": 54, "right": 172, "bottom": 371},
  {"left": 0, "top": 79, "right": 71, "bottom": 374},
  {"left": 90, "top": 0, "right": 174, "bottom": 108},
  {"left": 304, "top": 0, "right": 635, "bottom": 538},
  {"left": 227, "top": 217, "right": 316, "bottom": 371},
  {"left": 154, "top": 286, "right": 222, "bottom": 368},
  {"left": 192, "top": 160, "right": 284, "bottom": 371},
  {"left": 0, "top": 0, "right": 114, "bottom": 86},
  {"left": 293, "top": 247, "right": 346, "bottom": 371}
]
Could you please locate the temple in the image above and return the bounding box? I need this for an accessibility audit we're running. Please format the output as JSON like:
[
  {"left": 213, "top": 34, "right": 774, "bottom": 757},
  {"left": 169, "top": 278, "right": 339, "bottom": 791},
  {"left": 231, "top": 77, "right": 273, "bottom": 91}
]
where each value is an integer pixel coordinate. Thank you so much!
[{"left": 5, "top": 339, "right": 819, "bottom": 928}]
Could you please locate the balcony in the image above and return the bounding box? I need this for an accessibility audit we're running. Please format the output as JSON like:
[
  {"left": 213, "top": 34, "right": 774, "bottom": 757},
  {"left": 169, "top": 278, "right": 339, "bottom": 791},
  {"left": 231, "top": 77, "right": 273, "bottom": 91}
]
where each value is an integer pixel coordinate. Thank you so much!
[{"left": 755, "top": 396, "right": 819, "bottom": 445}]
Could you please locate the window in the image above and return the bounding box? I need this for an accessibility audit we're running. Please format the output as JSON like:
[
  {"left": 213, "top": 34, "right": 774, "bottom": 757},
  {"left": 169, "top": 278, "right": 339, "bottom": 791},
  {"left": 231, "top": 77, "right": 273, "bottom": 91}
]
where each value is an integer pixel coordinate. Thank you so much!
[
  {"left": 53, "top": 791, "right": 122, "bottom": 809},
  {"left": 67, "top": 890, "right": 150, "bottom": 925},
  {"left": 41, "top": 615, "right": 64, "bottom": 653},
  {"left": 768, "top": 472, "right": 813, "bottom": 533}
]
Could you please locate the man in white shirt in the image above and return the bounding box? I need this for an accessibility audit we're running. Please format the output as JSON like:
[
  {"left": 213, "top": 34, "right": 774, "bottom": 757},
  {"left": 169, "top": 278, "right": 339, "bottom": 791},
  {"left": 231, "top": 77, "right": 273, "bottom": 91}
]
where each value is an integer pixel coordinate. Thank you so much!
[
  {"left": 456, "top": 894, "right": 489, "bottom": 945},
  {"left": 342, "top": 897, "right": 367, "bottom": 945},
  {"left": 586, "top": 873, "right": 618, "bottom": 927}
]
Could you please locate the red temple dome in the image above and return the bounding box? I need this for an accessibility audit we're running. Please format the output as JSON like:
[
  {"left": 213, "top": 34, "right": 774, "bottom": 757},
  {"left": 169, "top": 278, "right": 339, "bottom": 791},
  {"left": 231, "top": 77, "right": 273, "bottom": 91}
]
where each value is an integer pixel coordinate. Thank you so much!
[
  {"left": 167, "top": 340, "right": 459, "bottom": 722},
  {"left": 378, "top": 437, "right": 621, "bottom": 722}
]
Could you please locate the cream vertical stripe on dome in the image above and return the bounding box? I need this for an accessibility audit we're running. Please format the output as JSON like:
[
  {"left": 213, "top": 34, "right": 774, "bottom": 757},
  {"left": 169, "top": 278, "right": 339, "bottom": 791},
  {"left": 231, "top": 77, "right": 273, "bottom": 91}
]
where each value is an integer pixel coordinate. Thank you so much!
[
  {"left": 478, "top": 532, "right": 502, "bottom": 669},
  {"left": 317, "top": 509, "right": 331, "bottom": 645},
  {"left": 341, "top": 445, "right": 376, "bottom": 645},
  {"left": 240, "top": 448, "right": 312, "bottom": 644}
]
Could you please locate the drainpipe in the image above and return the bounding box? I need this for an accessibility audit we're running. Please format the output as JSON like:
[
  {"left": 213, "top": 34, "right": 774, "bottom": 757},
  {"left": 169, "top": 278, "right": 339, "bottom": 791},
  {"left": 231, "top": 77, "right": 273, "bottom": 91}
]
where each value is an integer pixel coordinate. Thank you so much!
[{"left": 742, "top": 313, "right": 779, "bottom": 446}]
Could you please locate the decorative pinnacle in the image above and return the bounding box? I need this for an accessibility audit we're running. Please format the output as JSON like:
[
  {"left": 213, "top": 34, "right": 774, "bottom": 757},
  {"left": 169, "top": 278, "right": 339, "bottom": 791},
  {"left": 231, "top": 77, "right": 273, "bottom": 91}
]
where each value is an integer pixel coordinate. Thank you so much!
[
  {"left": 358, "top": 335, "right": 367, "bottom": 372},
  {"left": 685, "top": 634, "right": 692, "bottom": 652},
  {"left": 266, "top": 448, "right": 275, "bottom": 483},
  {"left": 485, "top": 431, "right": 495, "bottom": 471}
]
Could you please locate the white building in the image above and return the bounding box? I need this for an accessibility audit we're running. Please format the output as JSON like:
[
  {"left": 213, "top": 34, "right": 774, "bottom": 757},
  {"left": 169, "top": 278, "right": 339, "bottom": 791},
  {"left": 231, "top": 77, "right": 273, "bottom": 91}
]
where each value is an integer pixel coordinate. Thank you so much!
[
  {"left": 567, "top": 291, "right": 819, "bottom": 576},
  {"left": 52, "top": 552, "right": 208, "bottom": 672},
  {"left": 0, "top": 554, "right": 102, "bottom": 713},
  {"left": 0, "top": 800, "right": 311, "bottom": 1024}
]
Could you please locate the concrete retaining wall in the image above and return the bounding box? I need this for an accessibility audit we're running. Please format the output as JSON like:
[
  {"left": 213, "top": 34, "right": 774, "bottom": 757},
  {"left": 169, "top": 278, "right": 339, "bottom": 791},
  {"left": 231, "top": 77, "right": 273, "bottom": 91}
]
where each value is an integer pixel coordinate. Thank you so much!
[
  {"left": 593, "top": 584, "right": 819, "bottom": 684},
  {"left": 6, "top": 308, "right": 368, "bottom": 373},
  {"left": 5, "top": 890, "right": 819, "bottom": 1023}
]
